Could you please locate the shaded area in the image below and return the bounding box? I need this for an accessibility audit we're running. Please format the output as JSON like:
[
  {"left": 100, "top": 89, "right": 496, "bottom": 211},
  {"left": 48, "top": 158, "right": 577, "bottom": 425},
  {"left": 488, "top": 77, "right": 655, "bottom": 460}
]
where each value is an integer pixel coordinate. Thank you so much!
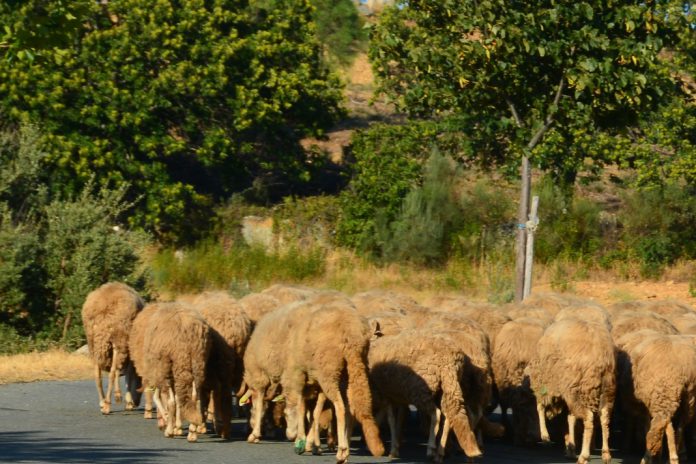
[{"left": 0, "top": 431, "right": 181, "bottom": 463}]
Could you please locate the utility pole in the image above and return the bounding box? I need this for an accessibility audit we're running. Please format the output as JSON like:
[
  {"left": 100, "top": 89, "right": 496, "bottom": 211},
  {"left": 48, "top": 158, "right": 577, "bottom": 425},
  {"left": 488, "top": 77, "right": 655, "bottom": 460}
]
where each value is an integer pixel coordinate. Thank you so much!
[{"left": 514, "top": 156, "right": 531, "bottom": 302}]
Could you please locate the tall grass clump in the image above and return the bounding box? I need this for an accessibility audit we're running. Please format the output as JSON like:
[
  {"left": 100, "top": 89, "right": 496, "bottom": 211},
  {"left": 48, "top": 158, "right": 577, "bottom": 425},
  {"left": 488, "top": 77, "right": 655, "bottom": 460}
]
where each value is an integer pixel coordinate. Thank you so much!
[{"left": 150, "top": 241, "right": 326, "bottom": 296}]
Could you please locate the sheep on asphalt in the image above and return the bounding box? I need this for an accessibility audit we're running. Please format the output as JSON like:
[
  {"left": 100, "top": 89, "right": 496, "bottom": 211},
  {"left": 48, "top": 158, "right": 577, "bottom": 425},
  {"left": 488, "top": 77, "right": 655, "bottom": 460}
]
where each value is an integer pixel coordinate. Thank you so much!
[
  {"left": 528, "top": 318, "right": 616, "bottom": 464},
  {"left": 81, "top": 282, "right": 145, "bottom": 415}
]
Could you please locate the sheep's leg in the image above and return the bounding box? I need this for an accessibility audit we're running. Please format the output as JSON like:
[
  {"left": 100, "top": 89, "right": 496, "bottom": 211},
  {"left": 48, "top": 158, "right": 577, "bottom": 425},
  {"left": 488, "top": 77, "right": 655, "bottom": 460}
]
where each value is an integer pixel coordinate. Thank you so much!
[
  {"left": 174, "top": 392, "right": 184, "bottom": 437},
  {"left": 164, "top": 388, "right": 177, "bottom": 438},
  {"left": 577, "top": 410, "right": 594, "bottom": 464},
  {"left": 124, "top": 362, "right": 140, "bottom": 411},
  {"left": 144, "top": 387, "right": 154, "bottom": 419},
  {"left": 293, "top": 393, "right": 307, "bottom": 455},
  {"left": 436, "top": 416, "right": 451, "bottom": 464},
  {"left": 386, "top": 404, "right": 401, "bottom": 458},
  {"left": 309, "top": 392, "right": 327, "bottom": 455},
  {"left": 426, "top": 407, "right": 441, "bottom": 459},
  {"left": 665, "top": 422, "right": 679, "bottom": 464},
  {"left": 94, "top": 362, "right": 107, "bottom": 413},
  {"left": 537, "top": 401, "right": 551, "bottom": 442},
  {"left": 153, "top": 388, "right": 167, "bottom": 430},
  {"left": 600, "top": 405, "right": 612, "bottom": 464},
  {"left": 247, "top": 390, "right": 265, "bottom": 443},
  {"left": 642, "top": 415, "right": 670, "bottom": 464},
  {"left": 105, "top": 348, "right": 121, "bottom": 409},
  {"left": 187, "top": 382, "right": 202, "bottom": 442},
  {"left": 327, "top": 405, "right": 337, "bottom": 452},
  {"left": 565, "top": 414, "right": 577, "bottom": 458},
  {"left": 333, "top": 390, "right": 350, "bottom": 464}
]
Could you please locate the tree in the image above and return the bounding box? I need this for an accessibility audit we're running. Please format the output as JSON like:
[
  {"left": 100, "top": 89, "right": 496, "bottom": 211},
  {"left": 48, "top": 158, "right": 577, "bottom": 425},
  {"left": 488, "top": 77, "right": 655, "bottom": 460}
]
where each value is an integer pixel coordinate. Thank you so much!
[
  {"left": 0, "top": 0, "right": 344, "bottom": 243},
  {"left": 370, "top": 0, "right": 689, "bottom": 299}
]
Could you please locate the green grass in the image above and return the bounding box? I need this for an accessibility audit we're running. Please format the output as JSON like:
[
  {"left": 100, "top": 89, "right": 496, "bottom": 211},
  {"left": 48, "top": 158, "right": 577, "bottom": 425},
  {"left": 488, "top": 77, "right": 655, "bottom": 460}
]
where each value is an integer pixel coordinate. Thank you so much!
[{"left": 150, "top": 241, "right": 326, "bottom": 296}]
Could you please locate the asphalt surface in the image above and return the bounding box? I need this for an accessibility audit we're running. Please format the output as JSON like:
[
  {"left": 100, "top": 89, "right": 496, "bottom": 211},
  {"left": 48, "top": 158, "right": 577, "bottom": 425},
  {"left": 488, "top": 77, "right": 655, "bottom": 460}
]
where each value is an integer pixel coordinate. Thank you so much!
[{"left": 0, "top": 380, "right": 632, "bottom": 463}]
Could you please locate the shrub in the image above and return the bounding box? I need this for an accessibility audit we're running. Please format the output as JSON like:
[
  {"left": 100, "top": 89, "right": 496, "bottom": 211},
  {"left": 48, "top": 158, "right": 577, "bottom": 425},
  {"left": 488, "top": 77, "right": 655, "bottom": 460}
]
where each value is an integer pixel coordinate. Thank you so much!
[{"left": 311, "top": 0, "right": 367, "bottom": 66}]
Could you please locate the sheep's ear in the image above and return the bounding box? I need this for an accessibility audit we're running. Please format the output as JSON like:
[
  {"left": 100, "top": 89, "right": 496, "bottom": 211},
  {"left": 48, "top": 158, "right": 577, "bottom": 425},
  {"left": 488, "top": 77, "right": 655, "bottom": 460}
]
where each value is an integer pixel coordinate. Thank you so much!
[{"left": 370, "top": 320, "right": 383, "bottom": 339}]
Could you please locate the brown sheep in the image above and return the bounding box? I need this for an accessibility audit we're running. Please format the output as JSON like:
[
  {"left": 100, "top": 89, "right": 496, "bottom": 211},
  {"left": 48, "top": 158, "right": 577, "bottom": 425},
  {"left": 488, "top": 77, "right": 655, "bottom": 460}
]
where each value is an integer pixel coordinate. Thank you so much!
[
  {"left": 453, "top": 306, "right": 511, "bottom": 350},
  {"left": 143, "top": 302, "right": 212, "bottom": 442},
  {"left": 282, "top": 299, "right": 385, "bottom": 463},
  {"left": 368, "top": 329, "right": 482, "bottom": 462},
  {"left": 351, "top": 289, "right": 424, "bottom": 317},
  {"left": 528, "top": 318, "right": 616, "bottom": 464},
  {"left": 506, "top": 305, "right": 554, "bottom": 324},
  {"left": 611, "top": 311, "right": 679, "bottom": 342},
  {"left": 621, "top": 333, "right": 696, "bottom": 464},
  {"left": 128, "top": 302, "right": 163, "bottom": 419},
  {"left": 81, "top": 282, "right": 145, "bottom": 415},
  {"left": 521, "top": 292, "right": 597, "bottom": 317},
  {"left": 554, "top": 303, "right": 611, "bottom": 329},
  {"left": 243, "top": 292, "right": 353, "bottom": 444},
  {"left": 367, "top": 312, "right": 417, "bottom": 337},
  {"left": 237, "top": 292, "right": 283, "bottom": 324},
  {"left": 260, "top": 283, "right": 317, "bottom": 305},
  {"left": 492, "top": 317, "right": 547, "bottom": 445},
  {"left": 191, "top": 292, "right": 253, "bottom": 438}
]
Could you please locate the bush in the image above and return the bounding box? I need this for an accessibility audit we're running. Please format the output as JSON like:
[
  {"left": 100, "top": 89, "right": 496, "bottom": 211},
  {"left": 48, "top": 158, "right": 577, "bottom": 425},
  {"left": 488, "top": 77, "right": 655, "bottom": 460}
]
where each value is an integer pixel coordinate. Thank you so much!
[
  {"left": 336, "top": 118, "right": 473, "bottom": 250},
  {"left": 150, "top": 241, "right": 326, "bottom": 296},
  {"left": 311, "top": 0, "right": 367, "bottom": 66},
  {"left": 0, "top": 124, "right": 151, "bottom": 349}
]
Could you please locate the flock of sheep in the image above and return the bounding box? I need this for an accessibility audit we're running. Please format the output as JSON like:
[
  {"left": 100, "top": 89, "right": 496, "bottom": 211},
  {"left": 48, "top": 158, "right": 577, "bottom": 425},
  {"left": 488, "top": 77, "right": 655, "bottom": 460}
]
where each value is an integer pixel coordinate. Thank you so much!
[{"left": 81, "top": 281, "right": 696, "bottom": 463}]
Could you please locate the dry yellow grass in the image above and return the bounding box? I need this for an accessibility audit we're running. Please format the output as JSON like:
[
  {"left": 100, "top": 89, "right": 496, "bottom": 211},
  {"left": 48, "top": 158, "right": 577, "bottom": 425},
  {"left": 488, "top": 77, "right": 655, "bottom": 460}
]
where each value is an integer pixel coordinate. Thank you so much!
[{"left": 0, "top": 349, "right": 93, "bottom": 385}]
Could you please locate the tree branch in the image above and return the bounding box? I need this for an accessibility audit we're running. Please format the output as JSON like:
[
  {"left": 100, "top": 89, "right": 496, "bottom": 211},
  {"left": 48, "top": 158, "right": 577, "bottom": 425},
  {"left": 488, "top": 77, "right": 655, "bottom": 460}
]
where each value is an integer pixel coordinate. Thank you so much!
[
  {"left": 527, "top": 74, "right": 565, "bottom": 150},
  {"left": 507, "top": 98, "right": 525, "bottom": 128}
]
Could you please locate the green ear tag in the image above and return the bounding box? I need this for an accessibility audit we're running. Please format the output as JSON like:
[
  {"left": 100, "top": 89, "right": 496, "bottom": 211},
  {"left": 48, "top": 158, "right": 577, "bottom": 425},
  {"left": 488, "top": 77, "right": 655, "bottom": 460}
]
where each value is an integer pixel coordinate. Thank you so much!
[{"left": 540, "top": 385, "right": 548, "bottom": 396}]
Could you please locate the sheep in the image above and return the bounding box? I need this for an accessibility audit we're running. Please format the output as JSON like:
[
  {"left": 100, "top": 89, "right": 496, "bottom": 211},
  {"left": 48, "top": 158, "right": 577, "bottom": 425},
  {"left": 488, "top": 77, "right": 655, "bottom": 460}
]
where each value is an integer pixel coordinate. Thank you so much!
[
  {"left": 620, "top": 333, "right": 696, "bottom": 464},
  {"left": 611, "top": 311, "right": 678, "bottom": 342},
  {"left": 143, "top": 302, "right": 212, "bottom": 442},
  {"left": 492, "top": 317, "right": 547, "bottom": 445},
  {"left": 243, "top": 292, "right": 353, "bottom": 445},
  {"left": 368, "top": 329, "right": 482, "bottom": 462},
  {"left": 667, "top": 312, "right": 696, "bottom": 334},
  {"left": 191, "top": 292, "right": 253, "bottom": 438},
  {"left": 554, "top": 303, "right": 611, "bottom": 329},
  {"left": 81, "top": 281, "right": 145, "bottom": 415},
  {"left": 367, "top": 311, "right": 416, "bottom": 337},
  {"left": 281, "top": 299, "right": 385, "bottom": 463},
  {"left": 642, "top": 300, "right": 695, "bottom": 318},
  {"left": 506, "top": 305, "right": 554, "bottom": 324},
  {"left": 521, "top": 292, "right": 597, "bottom": 317},
  {"left": 237, "top": 292, "right": 282, "bottom": 324},
  {"left": 351, "top": 289, "right": 424, "bottom": 317},
  {"left": 528, "top": 318, "right": 616, "bottom": 464},
  {"left": 260, "top": 283, "right": 317, "bottom": 305},
  {"left": 451, "top": 305, "right": 511, "bottom": 350},
  {"left": 128, "top": 302, "right": 164, "bottom": 419}
]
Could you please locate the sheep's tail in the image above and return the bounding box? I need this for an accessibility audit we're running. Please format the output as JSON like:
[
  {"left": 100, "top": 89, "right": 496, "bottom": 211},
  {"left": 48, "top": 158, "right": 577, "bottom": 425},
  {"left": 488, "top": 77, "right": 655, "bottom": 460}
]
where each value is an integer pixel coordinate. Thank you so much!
[
  {"left": 440, "top": 364, "right": 483, "bottom": 458},
  {"left": 345, "top": 348, "right": 385, "bottom": 457}
]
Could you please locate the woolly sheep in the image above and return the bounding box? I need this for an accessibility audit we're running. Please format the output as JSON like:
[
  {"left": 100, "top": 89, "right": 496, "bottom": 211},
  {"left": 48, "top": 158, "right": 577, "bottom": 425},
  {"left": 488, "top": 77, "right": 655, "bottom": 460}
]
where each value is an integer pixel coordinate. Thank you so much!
[
  {"left": 611, "top": 311, "right": 678, "bottom": 342},
  {"left": 528, "top": 318, "right": 616, "bottom": 464},
  {"left": 143, "top": 302, "right": 212, "bottom": 442},
  {"left": 81, "top": 282, "right": 145, "bottom": 415},
  {"left": 368, "top": 329, "right": 482, "bottom": 462},
  {"left": 492, "top": 317, "right": 547, "bottom": 445},
  {"left": 282, "top": 299, "right": 385, "bottom": 463}
]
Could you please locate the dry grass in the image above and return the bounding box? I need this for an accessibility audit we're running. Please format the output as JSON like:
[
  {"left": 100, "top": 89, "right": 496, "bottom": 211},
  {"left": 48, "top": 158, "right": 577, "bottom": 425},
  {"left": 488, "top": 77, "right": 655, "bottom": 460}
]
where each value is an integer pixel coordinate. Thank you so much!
[{"left": 0, "top": 349, "right": 93, "bottom": 385}]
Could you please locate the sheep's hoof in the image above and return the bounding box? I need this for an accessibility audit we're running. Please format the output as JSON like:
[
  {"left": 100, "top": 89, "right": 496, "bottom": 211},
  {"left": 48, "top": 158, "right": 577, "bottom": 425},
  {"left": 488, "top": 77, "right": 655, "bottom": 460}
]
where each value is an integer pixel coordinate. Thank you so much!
[
  {"left": 174, "top": 427, "right": 184, "bottom": 437},
  {"left": 327, "top": 443, "right": 337, "bottom": 452},
  {"left": 294, "top": 438, "right": 306, "bottom": 455},
  {"left": 311, "top": 445, "right": 322, "bottom": 455},
  {"left": 164, "top": 427, "right": 174, "bottom": 438},
  {"left": 389, "top": 449, "right": 400, "bottom": 459},
  {"left": 247, "top": 433, "right": 260, "bottom": 444},
  {"left": 114, "top": 392, "right": 122, "bottom": 404},
  {"left": 336, "top": 446, "right": 349, "bottom": 464},
  {"left": 564, "top": 444, "right": 577, "bottom": 459},
  {"left": 577, "top": 454, "right": 590, "bottom": 464},
  {"left": 100, "top": 402, "right": 111, "bottom": 415},
  {"left": 125, "top": 401, "right": 135, "bottom": 411},
  {"left": 144, "top": 409, "right": 153, "bottom": 420},
  {"left": 196, "top": 423, "right": 207, "bottom": 434},
  {"left": 602, "top": 450, "right": 612, "bottom": 464},
  {"left": 157, "top": 417, "right": 166, "bottom": 431},
  {"left": 187, "top": 430, "right": 198, "bottom": 443}
]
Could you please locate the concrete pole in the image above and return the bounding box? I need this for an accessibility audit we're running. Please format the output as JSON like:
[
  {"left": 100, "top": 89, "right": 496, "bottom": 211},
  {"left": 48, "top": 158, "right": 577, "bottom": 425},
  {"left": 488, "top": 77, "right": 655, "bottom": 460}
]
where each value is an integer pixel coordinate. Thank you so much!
[
  {"left": 523, "top": 195, "right": 539, "bottom": 300},
  {"left": 514, "top": 156, "right": 531, "bottom": 302}
]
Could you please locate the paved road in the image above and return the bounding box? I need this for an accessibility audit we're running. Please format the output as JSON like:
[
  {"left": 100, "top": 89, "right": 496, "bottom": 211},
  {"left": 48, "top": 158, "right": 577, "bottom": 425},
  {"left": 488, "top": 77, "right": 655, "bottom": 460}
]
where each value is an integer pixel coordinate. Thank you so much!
[{"left": 0, "top": 380, "right": 631, "bottom": 463}]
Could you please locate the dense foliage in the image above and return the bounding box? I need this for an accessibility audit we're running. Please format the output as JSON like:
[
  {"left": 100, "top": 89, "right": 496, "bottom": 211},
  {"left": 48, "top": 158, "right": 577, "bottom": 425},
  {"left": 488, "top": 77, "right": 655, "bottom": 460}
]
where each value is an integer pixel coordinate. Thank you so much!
[
  {"left": 370, "top": 0, "right": 692, "bottom": 186},
  {"left": 0, "top": 125, "right": 150, "bottom": 349},
  {"left": 0, "top": 0, "right": 344, "bottom": 243}
]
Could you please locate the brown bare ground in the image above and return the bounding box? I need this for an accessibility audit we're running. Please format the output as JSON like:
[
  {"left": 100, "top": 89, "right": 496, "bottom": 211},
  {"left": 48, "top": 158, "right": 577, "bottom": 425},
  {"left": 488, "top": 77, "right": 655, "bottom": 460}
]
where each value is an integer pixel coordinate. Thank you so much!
[{"left": 0, "top": 349, "right": 92, "bottom": 385}]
